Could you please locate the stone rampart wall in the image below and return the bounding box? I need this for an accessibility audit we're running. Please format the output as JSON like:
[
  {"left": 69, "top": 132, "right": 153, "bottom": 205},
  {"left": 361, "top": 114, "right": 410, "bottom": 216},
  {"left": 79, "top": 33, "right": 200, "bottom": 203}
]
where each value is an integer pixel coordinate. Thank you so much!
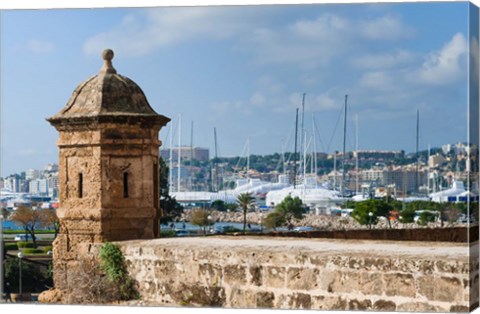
[{"left": 112, "top": 237, "right": 478, "bottom": 312}]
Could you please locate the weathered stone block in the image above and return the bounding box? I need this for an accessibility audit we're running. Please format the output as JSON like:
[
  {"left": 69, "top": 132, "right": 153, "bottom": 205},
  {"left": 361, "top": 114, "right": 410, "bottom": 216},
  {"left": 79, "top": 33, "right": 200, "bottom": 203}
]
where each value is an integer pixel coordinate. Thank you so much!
[
  {"left": 274, "top": 294, "right": 289, "bottom": 309},
  {"left": 436, "top": 260, "right": 469, "bottom": 274},
  {"left": 249, "top": 266, "right": 263, "bottom": 286},
  {"left": 361, "top": 257, "right": 391, "bottom": 271},
  {"left": 228, "top": 288, "right": 255, "bottom": 308},
  {"left": 418, "top": 275, "right": 464, "bottom": 302},
  {"left": 373, "top": 299, "right": 396, "bottom": 311},
  {"left": 384, "top": 273, "right": 415, "bottom": 297},
  {"left": 359, "top": 272, "right": 383, "bottom": 295},
  {"left": 450, "top": 305, "right": 470, "bottom": 312},
  {"left": 256, "top": 291, "right": 275, "bottom": 308},
  {"left": 309, "top": 254, "right": 329, "bottom": 267},
  {"left": 265, "top": 266, "right": 286, "bottom": 288},
  {"left": 348, "top": 298, "right": 372, "bottom": 310},
  {"left": 168, "top": 283, "right": 226, "bottom": 307},
  {"left": 311, "top": 295, "right": 347, "bottom": 310},
  {"left": 154, "top": 260, "right": 178, "bottom": 279},
  {"left": 397, "top": 302, "right": 448, "bottom": 312},
  {"left": 198, "top": 263, "right": 223, "bottom": 286},
  {"left": 391, "top": 258, "right": 435, "bottom": 274},
  {"left": 436, "top": 276, "right": 464, "bottom": 303},
  {"left": 320, "top": 270, "right": 360, "bottom": 294},
  {"left": 224, "top": 265, "right": 247, "bottom": 286},
  {"left": 288, "top": 293, "right": 312, "bottom": 309},
  {"left": 326, "top": 256, "right": 350, "bottom": 268},
  {"left": 287, "top": 267, "right": 319, "bottom": 290}
]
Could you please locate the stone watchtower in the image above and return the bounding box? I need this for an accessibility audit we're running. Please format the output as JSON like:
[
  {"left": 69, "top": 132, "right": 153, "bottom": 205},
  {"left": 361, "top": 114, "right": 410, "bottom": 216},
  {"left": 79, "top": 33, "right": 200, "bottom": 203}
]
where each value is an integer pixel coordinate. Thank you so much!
[{"left": 47, "top": 49, "right": 170, "bottom": 291}]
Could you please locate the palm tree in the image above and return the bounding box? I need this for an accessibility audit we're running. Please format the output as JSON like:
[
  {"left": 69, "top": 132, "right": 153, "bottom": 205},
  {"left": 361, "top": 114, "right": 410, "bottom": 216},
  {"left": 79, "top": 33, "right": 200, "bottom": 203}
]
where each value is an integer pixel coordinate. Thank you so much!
[{"left": 237, "top": 193, "right": 254, "bottom": 233}]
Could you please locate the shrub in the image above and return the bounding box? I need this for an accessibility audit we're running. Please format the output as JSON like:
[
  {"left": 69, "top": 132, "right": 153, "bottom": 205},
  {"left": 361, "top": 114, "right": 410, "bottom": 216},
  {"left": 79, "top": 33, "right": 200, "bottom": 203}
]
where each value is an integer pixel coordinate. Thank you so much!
[
  {"left": 17, "top": 241, "right": 35, "bottom": 249},
  {"left": 418, "top": 211, "right": 438, "bottom": 225},
  {"left": 160, "top": 230, "right": 176, "bottom": 238},
  {"left": 4, "top": 243, "right": 18, "bottom": 251},
  {"left": 99, "top": 242, "right": 138, "bottom": 300},
  {"left": 63, "top": 256, "right": 122, "bottom": 304},
  {"left": 222, "top": 226, "right": 242, "bottom": 233},
  {"left": 23, "top": 248, "right": 44, "bottom": 255},
  {"left": 43, "top": 246, "right": 53, "bottom": 253}
]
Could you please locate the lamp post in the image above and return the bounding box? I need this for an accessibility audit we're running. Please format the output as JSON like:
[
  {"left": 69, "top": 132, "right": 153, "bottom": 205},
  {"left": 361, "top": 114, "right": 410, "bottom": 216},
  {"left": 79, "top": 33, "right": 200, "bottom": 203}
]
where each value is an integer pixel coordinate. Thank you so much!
[
  {"left": 399, "top": 215, "right": 403, "bottom": 229},
  {"left": 0, "top": 215, "right": 3, "bottom": 303},
  {"left": 368, "top": 212, "right": 373, "bottom": 229},
  {"left": 260, "top": 212, "right": 264, "bottom": 233},
  {"left": 17, "top": 252, "right": 24, "bottom": 297}
]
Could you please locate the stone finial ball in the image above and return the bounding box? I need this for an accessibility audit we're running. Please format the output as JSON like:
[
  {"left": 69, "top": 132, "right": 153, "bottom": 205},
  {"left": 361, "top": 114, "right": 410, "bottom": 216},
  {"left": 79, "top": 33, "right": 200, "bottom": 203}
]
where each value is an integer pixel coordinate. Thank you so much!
[{"left": 102, "top": 49, "right": 114, "bottom": 61}]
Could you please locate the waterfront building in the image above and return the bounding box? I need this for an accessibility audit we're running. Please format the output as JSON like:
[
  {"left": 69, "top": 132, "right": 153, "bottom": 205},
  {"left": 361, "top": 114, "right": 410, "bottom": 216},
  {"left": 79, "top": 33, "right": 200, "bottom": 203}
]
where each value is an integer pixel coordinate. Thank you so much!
[{"left": 353, "top": 150, "right": 405, "bottom": 160}]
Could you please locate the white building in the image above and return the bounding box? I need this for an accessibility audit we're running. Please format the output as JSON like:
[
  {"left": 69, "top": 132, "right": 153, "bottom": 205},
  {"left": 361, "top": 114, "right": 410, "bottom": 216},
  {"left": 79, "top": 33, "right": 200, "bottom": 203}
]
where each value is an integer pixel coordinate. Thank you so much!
[
  {"left": 26, "top": 168, "right": 41, "bottom": 180},
  {"left": 429, "top": 180, "right": 470, "bottom": 203},
  {"left": 29, "top": 178, "right": 49, "bottom": 195}
]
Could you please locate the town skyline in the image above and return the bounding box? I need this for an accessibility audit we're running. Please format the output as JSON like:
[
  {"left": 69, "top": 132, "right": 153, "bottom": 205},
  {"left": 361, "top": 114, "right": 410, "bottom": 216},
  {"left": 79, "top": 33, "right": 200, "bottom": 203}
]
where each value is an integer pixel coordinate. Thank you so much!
[{"left": 0, "top": 2, "right": 471, "bottom": 177}]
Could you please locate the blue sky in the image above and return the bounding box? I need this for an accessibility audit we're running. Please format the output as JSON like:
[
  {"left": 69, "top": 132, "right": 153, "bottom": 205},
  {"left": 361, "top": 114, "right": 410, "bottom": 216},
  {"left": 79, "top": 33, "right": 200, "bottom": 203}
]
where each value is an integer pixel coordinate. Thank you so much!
[{"left": 0, "top": 2, "right": 472, "bottom": 176}]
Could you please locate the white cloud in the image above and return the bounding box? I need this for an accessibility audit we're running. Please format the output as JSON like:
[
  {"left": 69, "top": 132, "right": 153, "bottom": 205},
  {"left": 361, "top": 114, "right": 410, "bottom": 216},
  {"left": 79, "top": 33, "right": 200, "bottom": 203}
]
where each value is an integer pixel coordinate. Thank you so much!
[
  {"left": 351, "top": 50, "right": 415, "bottom": 69},
  {"left": 360, "top": 15, "right": 413, "bottom": 40},
  {"left": 26, "top": 39, "right": 54, "bottom": 54},
  {"left": 358, "top": 71, "right": 395, "bottom": 91},
  {"left": 417, "top": 32, "right": 467, "bottom": 85},
  {"left": 250, "top": 92, "right": 266, "bottom": 106},
  {"left": 84, "top": 7, "right": 262, "bottom": 57},
  {"left": 84, "top": 7, "right": 414, "bottom": 69},
  {"left": 210, "top": 100, "right": 252, "bottom": 116}
]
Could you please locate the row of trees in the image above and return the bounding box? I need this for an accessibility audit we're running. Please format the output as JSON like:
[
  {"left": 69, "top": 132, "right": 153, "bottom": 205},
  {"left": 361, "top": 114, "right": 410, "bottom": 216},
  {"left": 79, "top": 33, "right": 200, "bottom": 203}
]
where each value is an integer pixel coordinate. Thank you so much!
[
  {"left": 188, "top": 193, "right": 307, "bottom": 233},
  {"left": 4, "top": 205, "right": 59, "bottom": 248},
  {"left": 346, "top": 198, "right": 474, "bottom": 227}
]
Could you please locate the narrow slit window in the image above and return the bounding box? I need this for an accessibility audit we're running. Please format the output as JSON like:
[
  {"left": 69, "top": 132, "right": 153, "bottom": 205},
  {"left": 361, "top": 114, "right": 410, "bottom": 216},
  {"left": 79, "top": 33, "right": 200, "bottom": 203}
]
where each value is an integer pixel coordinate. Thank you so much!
[
  {"left": 123, "top": 172, "right": 129, "bottom": 198},
  {"left": 78, "top": 173, "right": 83, "bottom": 198}
]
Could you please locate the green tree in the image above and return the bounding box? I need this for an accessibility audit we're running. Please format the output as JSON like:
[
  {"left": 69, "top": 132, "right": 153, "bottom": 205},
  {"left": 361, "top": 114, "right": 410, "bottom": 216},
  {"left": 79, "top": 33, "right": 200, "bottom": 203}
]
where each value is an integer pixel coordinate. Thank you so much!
[
  {"left": 10, "top": 205, "right": 41, "bottom": 248},
  {"left": 159, "top": 157, "right": 184, "bottom": 224},
  {"left": 210, "top": 200, "right": 227, "bottom": 212},
  {"left": 263, "top": 212, "right": 285, "bottom": 230},
  {"left": 265, "top": 195, "right": 305, "bottom": 229},
  {"left": 4, "top": 257, "right": 42, "bottom": 293},
  {"left": 399, "top": 206, "right": 416, "bottom": 223},
  {"left": 237, "top": 193, "right": 255, "bottom": 233},
  {"left": 225, "top": 203, "right": 239, "bottom": 212},
  {"left": 417, "top": 211, "right": 438, "bottom": 225},
  {"left": 190, "top": 208, "right": 214, "bottom": 235},
  {"left": 352, "top": 199, "right": 393, "bottom": 227}
]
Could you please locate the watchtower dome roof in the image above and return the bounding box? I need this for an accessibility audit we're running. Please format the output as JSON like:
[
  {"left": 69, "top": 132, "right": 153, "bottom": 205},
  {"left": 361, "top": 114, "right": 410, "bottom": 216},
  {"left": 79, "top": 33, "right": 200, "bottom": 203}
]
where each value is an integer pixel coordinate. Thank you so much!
[{"left": 48, "top": 49, "right": 169, "bottom": 126}]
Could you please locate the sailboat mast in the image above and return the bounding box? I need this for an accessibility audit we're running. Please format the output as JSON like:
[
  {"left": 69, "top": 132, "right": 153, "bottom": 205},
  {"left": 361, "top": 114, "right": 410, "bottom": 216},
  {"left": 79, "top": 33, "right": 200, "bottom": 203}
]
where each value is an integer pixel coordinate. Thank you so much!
[
  {"left": 427, "top": 144, "right": 430, "bottom": 194},
  {"left": 294, "top": 108, "right": 299, "bottom": 189},
  {"left": 190, "top": 121, "right": 194, "bottom": 191},
  {"left": 312, "top": 115, "right": 318, "bottom": 187},
  {"left": 213, "top": 127, "right": 218, "bottom": 192},
  {"left": 355, "top": 114, "right": 359, "bottom": 195},
  {"left": 168, "top": 122, "right": 173, "bottom": 192},
  {"left": 416, "top": 109, "right": 419, "bottom": 194},
  {"left": 190, "top": 121, "right": 194, "bottom": 162},
  {"left": 299, "top": 93, "right": 306, "bottom": 184},
  {"left": 333, "top": 151, "right": 337, "bottom": 190},
  {"left": 247, "top": 137, "right": 250, "bottom": 178},
  {"left": 341, "top": 94, "right": 348, "bottom": 197},
  {"left": 177, "top": 114, "right": 182, "bottom": 192},
  {"left": 303, "top": 131, "right": 307, "bottom": 185}
]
